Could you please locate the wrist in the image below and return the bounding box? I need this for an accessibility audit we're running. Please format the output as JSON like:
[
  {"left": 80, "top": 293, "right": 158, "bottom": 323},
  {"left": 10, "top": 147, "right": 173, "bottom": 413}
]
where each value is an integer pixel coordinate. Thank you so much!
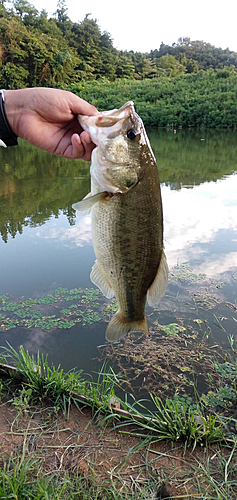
[
  {"left": 4, "top": 89, "right": 22, "bottom": 137},
  {"left": 0, "top": 90, "right": 18, "bottom": 147}
]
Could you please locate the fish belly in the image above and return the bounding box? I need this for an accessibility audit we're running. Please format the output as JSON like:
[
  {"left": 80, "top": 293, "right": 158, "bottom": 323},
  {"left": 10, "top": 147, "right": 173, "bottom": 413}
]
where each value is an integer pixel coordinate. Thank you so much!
[{"left": 91, "top": 174, "right": 163, "bottom": 322}]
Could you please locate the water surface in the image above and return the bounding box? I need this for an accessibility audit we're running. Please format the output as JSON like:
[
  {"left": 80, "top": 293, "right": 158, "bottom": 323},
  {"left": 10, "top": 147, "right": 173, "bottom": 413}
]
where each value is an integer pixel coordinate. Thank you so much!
[{"left": 0, "top": 130, "right": 236, "bottom": 399}]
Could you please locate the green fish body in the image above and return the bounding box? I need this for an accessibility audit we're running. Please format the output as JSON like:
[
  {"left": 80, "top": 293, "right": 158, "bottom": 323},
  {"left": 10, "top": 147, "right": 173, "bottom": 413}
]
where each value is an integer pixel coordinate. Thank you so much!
[{"left": 73, "top": 102, "right": 168, "bottom": 341}]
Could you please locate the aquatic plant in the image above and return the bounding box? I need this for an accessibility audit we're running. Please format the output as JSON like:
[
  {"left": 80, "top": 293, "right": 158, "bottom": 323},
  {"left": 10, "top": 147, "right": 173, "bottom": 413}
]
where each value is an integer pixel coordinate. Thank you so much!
[
  {"left": 0, "top": 287, "right": 106, "bottom": 333},
  {"left": 169, "top": 263, "right": 206, "bottom": 282}
]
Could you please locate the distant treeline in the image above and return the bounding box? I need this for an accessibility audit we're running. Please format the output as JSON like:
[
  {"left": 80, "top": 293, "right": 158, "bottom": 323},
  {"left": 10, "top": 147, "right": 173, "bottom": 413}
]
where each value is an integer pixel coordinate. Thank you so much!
[
  {"left": 67, "top": 72, "right": 237, "bottom": 129},
  {"left": 1, "top": 0, "right": 237, "bottom": 86},
  {"left": 1, "top": 1, "right": 237, "bottom": 127}
]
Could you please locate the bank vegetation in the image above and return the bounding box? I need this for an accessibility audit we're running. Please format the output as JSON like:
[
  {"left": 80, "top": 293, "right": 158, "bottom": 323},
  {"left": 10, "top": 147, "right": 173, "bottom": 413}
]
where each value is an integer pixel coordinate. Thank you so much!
[{"left": 1, "top": 1, "right": 237, "bottom": 128}]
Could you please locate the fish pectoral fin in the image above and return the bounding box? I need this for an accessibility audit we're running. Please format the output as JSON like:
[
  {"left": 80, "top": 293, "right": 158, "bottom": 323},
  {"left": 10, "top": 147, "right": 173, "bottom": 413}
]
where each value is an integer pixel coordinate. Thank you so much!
[
  {"left": 90, "top": 260, "right": 114, "bottom": 299},
  {"left": 147, "top": 250, "right": 168, "bottom": 307},
  {"left": 72, "top": 191, "right": 107, "bottom": 215},
  {"left": 106, "top": 312, "right": 149, "bottom": 342}
]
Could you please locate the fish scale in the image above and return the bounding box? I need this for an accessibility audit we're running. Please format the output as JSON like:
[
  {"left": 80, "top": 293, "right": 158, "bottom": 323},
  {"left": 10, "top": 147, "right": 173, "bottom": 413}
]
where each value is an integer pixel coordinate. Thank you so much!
[{"left": 73, "top": 102, "right": 168, "bottom": 341}]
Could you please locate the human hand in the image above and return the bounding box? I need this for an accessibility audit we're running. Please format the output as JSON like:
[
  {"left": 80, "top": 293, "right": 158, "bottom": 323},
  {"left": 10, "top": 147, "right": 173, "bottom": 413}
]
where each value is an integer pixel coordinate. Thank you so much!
[{"left": 4, "top": 88, "right": 98, "bottom": 160}]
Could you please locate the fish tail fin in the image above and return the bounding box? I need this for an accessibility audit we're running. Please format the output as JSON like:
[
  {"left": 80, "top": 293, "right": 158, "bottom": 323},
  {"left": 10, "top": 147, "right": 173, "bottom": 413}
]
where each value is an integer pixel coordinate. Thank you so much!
[{"left": 106, "top": 312, "right": 149, "bottom": 342}]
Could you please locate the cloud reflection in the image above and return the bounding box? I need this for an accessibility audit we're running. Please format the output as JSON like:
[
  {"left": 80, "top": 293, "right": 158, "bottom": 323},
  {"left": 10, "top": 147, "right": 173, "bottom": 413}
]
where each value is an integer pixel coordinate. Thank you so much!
[
  {"left": 61, "top": 216, "right": 92, "bottom": 247},
  {"left": 34, "top": 215, "right": 92, "bottom": 248},
  {"left": 163, "top": 173, "right": 237, "bottom": 276},
  {"left": 33, "top": 173, "right": 237, "bottom": 278}
]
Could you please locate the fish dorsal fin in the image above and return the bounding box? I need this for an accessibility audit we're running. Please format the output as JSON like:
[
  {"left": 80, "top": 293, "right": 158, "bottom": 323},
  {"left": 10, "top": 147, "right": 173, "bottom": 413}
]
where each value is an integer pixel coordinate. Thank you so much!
[
  {"left": 147, "top": 250, "right": 168, "bottom": 307},
  {"left": 90, "top": 260, "right": 114, "bottom": 299},
  {"left": 106, "top": 312, "right": 149, "bottom": 342},
  {"left": 72, "top": 191, "right": 107, "bottom": 215}
]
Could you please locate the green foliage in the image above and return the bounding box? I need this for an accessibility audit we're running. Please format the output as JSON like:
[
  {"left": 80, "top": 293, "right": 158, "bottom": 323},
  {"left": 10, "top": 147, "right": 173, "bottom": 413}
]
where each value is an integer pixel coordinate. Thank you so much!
[
  {"left": 1, "top": 345, "right": 237, "bottom": 499},
  {"left": 11, "top": 386, "right": 33, "bottom": 414},
  {"left": 156, "top": 54, "right": 186, "bottom": 77},
  {"left": 201, "top": 358, "right": 237, "bottom": 410},
  {"left": 201, "top": 386, "right": 235, "bottom": 409},
  {"left": 158, "top": 323, "right": 186, "bottom": 336},
  {"left": 0, "top": 454, "right": 42, "bottom": 499},
  {"left": 1, "top": 2, "right": 237, "bottom": 89},
  {"left": 1, "top": 62, "right": 29, "bottom": 88},
  {"left": 67, "top": 72, "right": 237, "bottom": 129},
  {"left": 169, "top": 264, "right": 206, "bottom": 282},
  {"left": 0, "top": 449, "right": 161, "bottom": 499},
  {"left": 1, "top": 344, "right": 227, "bottom": 446},
  {"left": 1, "top": 1, "right": 237, "bottom": 129}
]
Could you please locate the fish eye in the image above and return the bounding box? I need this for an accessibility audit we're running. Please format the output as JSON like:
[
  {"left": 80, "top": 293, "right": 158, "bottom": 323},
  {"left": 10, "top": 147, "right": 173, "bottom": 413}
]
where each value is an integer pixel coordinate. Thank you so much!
[{"left": 127, "top": 128, "right": 137, "bottom": 141}]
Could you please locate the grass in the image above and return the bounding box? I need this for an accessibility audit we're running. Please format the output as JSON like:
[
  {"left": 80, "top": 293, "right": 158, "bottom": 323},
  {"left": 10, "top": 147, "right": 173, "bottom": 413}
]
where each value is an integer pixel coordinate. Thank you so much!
[
  {"left": 0, "top": 452, "right": 144, "bottom": 499},
  {"left": 114, "top": 393, "right": 225, "bottom": 451},
  {"left": 193, "top": 441, "right": 237, "bottom": 500},
  {"left": 1, "top": 344, "right": 233, "bottom": 446},
  {"left": 1, "top": 343, "right": 119, "bottom": 420},
  {"left": 0, "top": 345, "right": 237, "bottom": 499},
  {"left": 0, "top": 344, "right": 227, "bottom": 447}
]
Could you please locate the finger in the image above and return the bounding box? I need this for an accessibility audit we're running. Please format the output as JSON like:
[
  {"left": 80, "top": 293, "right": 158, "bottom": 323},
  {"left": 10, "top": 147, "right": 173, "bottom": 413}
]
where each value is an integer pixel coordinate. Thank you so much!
[
  {"left": 67, "top": 133, "right": 85, "bottom": 159},
  {"left": 66, "top": 132, "right": 94, "bottom": 160},
  {"left": 79, "top": 131, "right": 96, "bottom": 160}
]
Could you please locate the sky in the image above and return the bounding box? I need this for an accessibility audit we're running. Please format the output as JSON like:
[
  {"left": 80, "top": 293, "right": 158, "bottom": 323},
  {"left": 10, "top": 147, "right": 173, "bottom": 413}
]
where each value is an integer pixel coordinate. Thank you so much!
[{"left": 28, "top": 0, "right": 237, "bottom": 53}]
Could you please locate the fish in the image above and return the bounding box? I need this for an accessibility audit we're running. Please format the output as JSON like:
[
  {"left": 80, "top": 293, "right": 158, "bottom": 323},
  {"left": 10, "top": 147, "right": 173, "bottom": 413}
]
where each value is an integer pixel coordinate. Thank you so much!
[{"left": 73, "top": 101, "right": 168, "bottom": 342}]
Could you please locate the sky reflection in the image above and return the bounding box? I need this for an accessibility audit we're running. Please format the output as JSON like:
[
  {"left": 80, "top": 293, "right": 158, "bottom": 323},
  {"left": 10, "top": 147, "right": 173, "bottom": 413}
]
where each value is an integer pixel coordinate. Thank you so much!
[
  {"left": 33, "top": 215, "right": 92, "bottom": 248},
  {"left": 163, "top": 173, "right": 237, "bottom": 276},
  {"left": 30, "top": 171, "right": 237, "bottom": 279}
]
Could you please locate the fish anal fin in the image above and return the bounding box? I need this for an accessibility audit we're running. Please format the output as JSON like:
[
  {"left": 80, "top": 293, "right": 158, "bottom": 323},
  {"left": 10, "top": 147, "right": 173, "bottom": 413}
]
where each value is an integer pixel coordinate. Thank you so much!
[
  {"left": 72, "top": 191, "right": 107, "bottom": 215},
  {"left": 147, "top": 250, "right": 168, "bottom": 307},
  {"left": 90, "top": 260, "right": 114, "bottom": 299},
  {"left": 106, "top": 312, "right": 149, "bottom": 342}
]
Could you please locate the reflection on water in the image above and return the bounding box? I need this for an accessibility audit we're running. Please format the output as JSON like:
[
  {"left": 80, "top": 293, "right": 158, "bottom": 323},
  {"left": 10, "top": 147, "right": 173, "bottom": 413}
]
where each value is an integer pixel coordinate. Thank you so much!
[
  {"left": 0, "top": 142, "right": 90, "bottom": 243},
  {"left": 0, "top": 130, "right": 236, "bottom": 402},
  {"left": 163, "top": 174, "right": 237, "bottom": 275}
]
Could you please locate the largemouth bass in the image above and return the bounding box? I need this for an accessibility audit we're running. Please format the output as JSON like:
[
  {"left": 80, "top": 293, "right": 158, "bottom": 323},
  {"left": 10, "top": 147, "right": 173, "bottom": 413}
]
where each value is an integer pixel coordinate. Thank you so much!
[{"left": 73, "top": 101, "right": 168, "bottom": 342}]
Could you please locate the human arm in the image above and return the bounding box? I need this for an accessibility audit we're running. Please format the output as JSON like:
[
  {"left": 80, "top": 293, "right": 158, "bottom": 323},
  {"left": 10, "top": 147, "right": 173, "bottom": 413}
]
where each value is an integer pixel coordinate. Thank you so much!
[{"left": 2, "top": 87, "right": 98, "bottom": 160}]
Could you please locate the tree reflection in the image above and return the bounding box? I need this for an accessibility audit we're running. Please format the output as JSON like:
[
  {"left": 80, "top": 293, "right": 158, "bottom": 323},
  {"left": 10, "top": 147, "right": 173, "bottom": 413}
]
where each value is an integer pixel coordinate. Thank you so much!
[
  {"left": 0, "top": 131, "right": 237, "bottom": 242},
  {"left": 0, "top": 141, "right": 90, "bottom": 242}
]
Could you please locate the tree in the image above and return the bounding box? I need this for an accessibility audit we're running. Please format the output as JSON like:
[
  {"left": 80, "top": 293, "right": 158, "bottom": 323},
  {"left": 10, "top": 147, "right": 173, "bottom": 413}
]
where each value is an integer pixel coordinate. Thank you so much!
[
  {"left": 156, "top": 54, "right": 186, "bottom": 77},
  {"left": 1, "top": 61, "right": 28, "bottom": 87},
  {"left": 13, "top": 0, "right": 38, "bottom": 21},
  {"left": 54, "top": 0, "right": 68, "bottom": 24}
]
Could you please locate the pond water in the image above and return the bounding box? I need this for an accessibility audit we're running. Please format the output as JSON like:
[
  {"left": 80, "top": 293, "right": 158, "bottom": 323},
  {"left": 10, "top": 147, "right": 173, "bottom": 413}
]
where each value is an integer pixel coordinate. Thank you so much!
[{"left": 0, "top": 130, "right": 236, "bottom": 403}]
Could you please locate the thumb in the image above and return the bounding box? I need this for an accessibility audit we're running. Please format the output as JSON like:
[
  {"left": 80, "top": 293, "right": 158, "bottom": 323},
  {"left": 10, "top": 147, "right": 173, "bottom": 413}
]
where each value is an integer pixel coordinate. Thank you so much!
[{"left": 68, "top": 93, "right": 98, "bottom": 117}]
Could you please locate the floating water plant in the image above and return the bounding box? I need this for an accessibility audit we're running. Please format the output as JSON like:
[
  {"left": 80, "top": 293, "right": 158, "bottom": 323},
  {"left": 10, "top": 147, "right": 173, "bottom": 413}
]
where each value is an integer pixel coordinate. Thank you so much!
[
  {"left": 169, "top": 263, "right": 206, "bottom": 282},
  {"left": 0, "top": 287, "right": 110, "bottom": 333}
]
